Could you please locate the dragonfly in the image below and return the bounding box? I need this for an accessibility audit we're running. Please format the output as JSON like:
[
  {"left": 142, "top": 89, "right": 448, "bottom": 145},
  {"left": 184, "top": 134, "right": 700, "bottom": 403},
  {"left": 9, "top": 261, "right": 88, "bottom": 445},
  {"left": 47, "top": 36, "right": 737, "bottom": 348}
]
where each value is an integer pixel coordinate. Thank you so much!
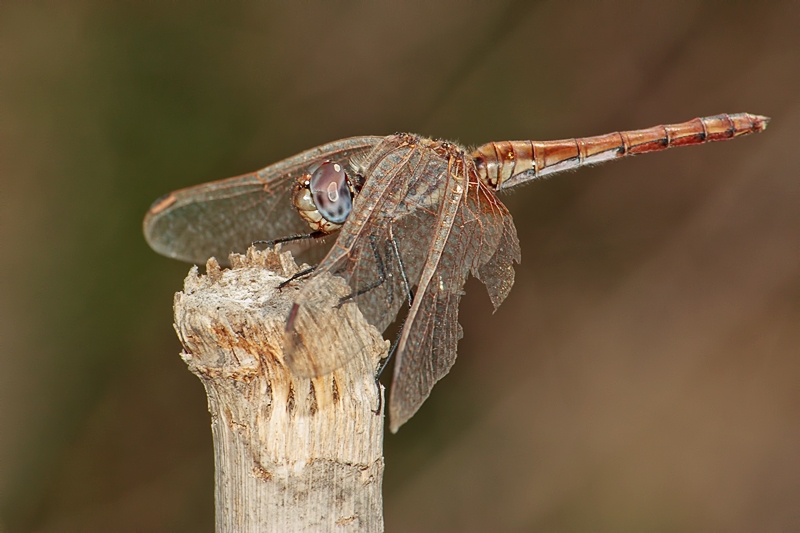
[{"left": 144, "top": 113, "right": 769, "bottom": 432}]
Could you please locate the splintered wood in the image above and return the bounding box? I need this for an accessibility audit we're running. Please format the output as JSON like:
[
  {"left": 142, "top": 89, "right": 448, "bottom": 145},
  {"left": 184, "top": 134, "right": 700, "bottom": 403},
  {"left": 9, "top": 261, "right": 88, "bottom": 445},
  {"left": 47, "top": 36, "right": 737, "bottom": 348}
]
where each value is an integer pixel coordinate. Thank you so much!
[{"left": 173, "top": 247, "right": 388, "bottom": 533}]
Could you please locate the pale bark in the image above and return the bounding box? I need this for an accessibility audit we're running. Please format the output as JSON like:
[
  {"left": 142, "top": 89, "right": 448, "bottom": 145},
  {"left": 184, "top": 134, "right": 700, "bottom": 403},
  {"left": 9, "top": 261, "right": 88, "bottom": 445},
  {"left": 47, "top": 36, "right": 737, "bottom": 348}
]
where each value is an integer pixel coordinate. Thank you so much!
[{"left": 173, "top": 247, "right": 387, "bottom": 532}]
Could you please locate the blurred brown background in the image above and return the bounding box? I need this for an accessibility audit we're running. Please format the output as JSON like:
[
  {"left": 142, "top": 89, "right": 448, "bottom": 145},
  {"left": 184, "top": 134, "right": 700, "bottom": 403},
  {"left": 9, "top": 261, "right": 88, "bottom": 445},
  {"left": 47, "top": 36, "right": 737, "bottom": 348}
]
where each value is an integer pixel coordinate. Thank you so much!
[{"left": 1, "top": 1, "right": 798, "bottom": 531}]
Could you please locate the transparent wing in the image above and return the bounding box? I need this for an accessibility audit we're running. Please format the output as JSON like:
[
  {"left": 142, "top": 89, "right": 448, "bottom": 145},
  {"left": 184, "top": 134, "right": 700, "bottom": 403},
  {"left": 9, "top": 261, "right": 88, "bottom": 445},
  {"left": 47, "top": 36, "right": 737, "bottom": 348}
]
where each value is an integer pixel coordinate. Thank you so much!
[
  {"left": 286, "top": 135, "right": 450, "bottom": 376},
  {"left": 143, "top": 136, "right": 383, "bottom": 265},
  {"left": 389, "top": 163, "right": 521, "bottom": 431},
  {"left": 286, "top": 138, "right": 521, "bottom": 433}
]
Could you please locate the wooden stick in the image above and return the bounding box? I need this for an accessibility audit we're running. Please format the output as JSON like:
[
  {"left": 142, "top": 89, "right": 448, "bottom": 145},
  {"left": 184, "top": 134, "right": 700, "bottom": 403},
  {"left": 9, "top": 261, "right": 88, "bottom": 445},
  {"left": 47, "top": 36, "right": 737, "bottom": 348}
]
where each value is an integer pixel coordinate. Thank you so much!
[{"left": 173, "top": 247, "right": 387, "bottom": 532}]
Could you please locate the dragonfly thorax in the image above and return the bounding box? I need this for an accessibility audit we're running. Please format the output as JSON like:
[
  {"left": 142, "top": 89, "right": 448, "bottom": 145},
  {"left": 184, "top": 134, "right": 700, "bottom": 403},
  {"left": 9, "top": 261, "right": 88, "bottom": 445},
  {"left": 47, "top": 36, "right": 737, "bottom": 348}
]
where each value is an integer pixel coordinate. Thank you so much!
[{"left": 292, "top": 160, "right": 356, "bottom": 234}]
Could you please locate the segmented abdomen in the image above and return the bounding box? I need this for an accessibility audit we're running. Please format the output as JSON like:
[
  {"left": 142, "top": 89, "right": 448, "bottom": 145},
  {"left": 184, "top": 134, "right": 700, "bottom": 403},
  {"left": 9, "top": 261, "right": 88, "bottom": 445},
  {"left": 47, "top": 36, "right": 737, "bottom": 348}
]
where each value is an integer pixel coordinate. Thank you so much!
[{"left": 472, "top": 113, "right": 769, "bottom": 190}]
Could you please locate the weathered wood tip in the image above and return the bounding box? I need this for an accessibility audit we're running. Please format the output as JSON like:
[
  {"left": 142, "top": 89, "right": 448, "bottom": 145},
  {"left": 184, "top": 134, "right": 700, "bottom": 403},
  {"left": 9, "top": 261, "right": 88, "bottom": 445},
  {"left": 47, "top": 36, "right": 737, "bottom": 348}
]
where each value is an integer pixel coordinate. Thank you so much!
[{"left": 173, "top": 246, "right": 387, "bottom": 532}]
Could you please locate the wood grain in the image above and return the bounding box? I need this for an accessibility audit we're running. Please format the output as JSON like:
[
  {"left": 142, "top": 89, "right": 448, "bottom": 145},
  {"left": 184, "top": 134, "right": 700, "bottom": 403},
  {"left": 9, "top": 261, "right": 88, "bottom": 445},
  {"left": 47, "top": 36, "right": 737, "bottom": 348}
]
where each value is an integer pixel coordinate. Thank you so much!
[{"left": 174, "top": 247, "right": 388, "bottom": 532}]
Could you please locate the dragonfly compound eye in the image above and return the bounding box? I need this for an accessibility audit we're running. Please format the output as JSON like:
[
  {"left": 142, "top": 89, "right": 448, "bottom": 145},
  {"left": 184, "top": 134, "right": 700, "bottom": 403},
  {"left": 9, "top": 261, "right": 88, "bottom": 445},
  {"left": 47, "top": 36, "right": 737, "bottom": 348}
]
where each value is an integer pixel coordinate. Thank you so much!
[{"left": 309, "top": 161, "right": 353, "bottom": 224}]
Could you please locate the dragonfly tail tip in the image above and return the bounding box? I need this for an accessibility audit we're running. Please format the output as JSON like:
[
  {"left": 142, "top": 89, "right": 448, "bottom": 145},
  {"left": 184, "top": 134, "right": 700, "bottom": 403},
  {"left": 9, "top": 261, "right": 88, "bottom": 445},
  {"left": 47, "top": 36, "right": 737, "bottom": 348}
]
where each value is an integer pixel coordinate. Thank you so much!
[{"left": 751, "top": 114, "right": 771, "bottom": 131}]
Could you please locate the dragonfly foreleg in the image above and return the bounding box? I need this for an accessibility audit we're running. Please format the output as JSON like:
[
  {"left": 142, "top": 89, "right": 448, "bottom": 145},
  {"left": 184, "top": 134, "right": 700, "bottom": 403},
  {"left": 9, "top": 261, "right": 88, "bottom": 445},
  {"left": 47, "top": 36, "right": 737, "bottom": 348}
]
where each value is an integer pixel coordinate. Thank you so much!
[
  {"left": 336, "top": 234, "right": 390, "bottom": 308},
  {"left": 252, "top": 230, "right": 326, "bottom": 249},
  {"left": 277, "top": 265, "right": 316, "bottom": 289}
]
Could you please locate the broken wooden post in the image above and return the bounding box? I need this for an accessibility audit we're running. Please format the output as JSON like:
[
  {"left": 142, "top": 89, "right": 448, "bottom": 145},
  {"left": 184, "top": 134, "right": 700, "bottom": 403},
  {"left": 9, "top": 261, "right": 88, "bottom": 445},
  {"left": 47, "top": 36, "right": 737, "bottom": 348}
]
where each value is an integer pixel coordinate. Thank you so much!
[{"left": 173, "top": 247, "right": 388, "bottom": 532}]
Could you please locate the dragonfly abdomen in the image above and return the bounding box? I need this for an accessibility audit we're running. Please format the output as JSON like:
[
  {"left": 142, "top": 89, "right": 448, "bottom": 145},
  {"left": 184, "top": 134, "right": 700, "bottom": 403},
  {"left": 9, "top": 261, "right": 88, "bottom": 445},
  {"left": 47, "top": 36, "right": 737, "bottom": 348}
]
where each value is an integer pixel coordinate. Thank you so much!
[{"left": 472, "top": 113, "right": 769, "bottom": 190}]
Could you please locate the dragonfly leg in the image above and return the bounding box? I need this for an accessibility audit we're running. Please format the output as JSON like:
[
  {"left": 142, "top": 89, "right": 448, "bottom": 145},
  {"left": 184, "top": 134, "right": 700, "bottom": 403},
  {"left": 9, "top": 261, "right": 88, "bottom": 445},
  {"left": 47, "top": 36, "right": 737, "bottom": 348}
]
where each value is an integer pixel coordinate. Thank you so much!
[
  {"left": 253, "top": 230, "right": 326, "bottom": 248},
  {"left": 376, "top": 332, "right": 401, "bottom": 379},
  {"left": 371, "top": 333, "right": 402, "bottom": 415},
  {"left": 336, "top": 234, "right": 390, "bottom": 308},
  {"left": 337, "top": 224, "right": 415, "bottom": 309},
  {"left": 370, "top": 225, "right": 415, "bottom": 415},
  {"left": 277, "top": 265, "right": 316, "bottom": 289}
]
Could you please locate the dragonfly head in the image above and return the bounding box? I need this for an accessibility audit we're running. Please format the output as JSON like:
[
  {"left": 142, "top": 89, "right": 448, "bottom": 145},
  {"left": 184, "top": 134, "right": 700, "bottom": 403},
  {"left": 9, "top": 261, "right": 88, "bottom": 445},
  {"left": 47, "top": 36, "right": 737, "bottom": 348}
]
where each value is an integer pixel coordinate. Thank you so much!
[{"left": 293, "top": 161, "right": 355, "bottom": 234}]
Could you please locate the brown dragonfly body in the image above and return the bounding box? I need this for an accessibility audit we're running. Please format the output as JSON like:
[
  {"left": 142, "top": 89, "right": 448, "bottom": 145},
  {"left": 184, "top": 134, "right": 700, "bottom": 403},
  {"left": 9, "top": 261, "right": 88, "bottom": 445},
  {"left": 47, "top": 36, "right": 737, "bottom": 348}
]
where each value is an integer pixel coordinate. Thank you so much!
[
  {"left": 474, "top": 113, "right": 767, "bottom": 188},
  {"left": 144, "top": 113, "right": 768, "bottom": 431}
]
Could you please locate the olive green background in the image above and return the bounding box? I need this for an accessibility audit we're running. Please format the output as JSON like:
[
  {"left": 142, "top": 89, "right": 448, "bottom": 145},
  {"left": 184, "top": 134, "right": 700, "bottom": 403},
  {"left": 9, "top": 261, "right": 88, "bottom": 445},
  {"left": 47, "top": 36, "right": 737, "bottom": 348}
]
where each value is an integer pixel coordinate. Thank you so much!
[{"left": 1, "top": 2, "right": 798, "bottom": 531}]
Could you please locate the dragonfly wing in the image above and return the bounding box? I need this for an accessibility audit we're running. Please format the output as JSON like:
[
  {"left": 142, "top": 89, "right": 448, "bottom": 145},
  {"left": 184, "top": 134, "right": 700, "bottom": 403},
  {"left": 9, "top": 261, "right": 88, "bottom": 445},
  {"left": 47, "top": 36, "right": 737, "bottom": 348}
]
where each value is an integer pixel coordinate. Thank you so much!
[
  {"left": 389, "top": 162, "right": 520, "bottom": 432},
  {"left": 286, "top": 135, "right": 445, "bottom": 377},
  {"left": 285, "top": 136, "right": 521, "bottom": 430},
  {"left": 143, "top": 136, "right": 383, "bottom": 265},
  {"left": 472, "top": 185, "right": 521, "bottom": 310}
]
